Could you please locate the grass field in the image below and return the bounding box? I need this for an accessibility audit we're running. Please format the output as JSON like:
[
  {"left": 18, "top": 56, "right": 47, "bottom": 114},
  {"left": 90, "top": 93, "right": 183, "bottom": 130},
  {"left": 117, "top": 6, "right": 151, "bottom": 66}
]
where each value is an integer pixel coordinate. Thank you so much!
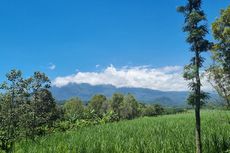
[{"left": 15, "top": 110, "right": 230, "bottom": 153}]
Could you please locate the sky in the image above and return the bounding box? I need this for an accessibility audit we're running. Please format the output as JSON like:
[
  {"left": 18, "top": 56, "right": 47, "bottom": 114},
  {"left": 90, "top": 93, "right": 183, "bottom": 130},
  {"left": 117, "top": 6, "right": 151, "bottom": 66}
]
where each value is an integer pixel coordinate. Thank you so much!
[{"left": 0, "top": 0, "right": 229, "bottom": 91}]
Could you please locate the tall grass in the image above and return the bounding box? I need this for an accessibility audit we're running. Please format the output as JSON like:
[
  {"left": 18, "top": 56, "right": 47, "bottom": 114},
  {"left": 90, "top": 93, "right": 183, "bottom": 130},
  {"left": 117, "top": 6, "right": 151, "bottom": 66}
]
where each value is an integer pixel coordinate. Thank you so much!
[{"left": 15, "top": 110, "right": 230, "bottom": 153}]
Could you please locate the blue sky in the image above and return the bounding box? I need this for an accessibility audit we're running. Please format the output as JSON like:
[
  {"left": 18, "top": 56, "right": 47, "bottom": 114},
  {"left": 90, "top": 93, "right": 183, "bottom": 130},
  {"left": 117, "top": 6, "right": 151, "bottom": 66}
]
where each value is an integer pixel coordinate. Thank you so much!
[{"left": 0, "top": 0, "right": 229, "bottom": 90}]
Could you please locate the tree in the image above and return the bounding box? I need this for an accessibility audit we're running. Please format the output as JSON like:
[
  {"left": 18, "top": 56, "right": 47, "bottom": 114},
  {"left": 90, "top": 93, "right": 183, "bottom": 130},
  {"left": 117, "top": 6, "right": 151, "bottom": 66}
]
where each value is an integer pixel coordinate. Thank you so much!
[
  {"left": 0, "top": 70, "right": 24, "bottom": 153},
  {"left": 25, "top": 72, "right": 55, "bottom": 139},
  {"left": 208, "top": 6, "right": 230, "bottom": 108},
  {"left": 153, "top": 104, "right": 164, "bottom": 115},
  {"left": 63, "top": 97, "right": 84, "bottom": 121},
  {"left": 120, "top": 94, "right": 139, "bottom": 119},
  {"left": 0, "top": 70, "right": 60, "bottom": 152},
  {"left": 177, "top": 1, "right": 211, "bottom": 152},
  {"left": 142, "top": 104, "right": 164, "bottom": 117},
  {"left": 88, "top": 94, "right": 108, "bottom": 117},
  {"left": 33, "top": 89, "right": 58, "bottom": 128},
  {"left": 111, "top": 93, "right": 124, "bottom": 118}
]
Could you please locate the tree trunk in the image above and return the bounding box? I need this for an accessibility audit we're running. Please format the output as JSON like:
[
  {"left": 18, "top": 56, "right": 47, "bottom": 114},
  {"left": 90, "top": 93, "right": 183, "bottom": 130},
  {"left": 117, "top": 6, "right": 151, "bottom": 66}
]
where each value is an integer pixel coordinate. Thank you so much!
[
  {"left": 226, "top": 98, "right": 230, "bottom": 109},
  {"left": 195, "top": 51, "right": 202, "bottom": 153},
  {"left": 195, "top": 103, "right": 202, "bottom": 153}
]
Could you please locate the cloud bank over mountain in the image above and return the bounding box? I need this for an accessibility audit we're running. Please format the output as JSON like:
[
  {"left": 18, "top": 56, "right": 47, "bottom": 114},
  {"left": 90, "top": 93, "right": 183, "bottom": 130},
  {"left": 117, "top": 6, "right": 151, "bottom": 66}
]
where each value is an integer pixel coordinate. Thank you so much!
[{"left": 53, "top": 65, "right": 212, "bottom": 91}]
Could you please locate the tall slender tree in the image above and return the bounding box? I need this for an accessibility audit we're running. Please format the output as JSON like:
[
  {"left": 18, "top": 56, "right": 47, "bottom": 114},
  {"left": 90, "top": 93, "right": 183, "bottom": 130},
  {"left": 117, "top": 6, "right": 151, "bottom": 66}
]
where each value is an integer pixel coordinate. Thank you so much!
[{"left": 177, "top": 1, "right": 211, "bottom": 153}]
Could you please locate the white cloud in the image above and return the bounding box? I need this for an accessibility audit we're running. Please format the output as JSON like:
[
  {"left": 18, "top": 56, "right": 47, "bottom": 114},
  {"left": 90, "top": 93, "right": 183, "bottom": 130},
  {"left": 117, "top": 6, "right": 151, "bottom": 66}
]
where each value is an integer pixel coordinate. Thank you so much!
[
  {"left": 53, "top": 65, "right": 213, "bottom": 91},
  {"left": 96, "top": 64, "right": 100, "bottom": 68},
  {"left": 48, "top": 63, "right": 56, "bottom": 70}
]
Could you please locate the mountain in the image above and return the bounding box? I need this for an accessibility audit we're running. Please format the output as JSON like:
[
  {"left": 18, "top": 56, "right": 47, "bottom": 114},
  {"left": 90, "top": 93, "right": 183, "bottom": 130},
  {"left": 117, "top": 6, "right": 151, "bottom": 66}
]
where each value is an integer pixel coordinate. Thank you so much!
[{"left": 51, "top": 83, "right": 189, "bottom": 106}]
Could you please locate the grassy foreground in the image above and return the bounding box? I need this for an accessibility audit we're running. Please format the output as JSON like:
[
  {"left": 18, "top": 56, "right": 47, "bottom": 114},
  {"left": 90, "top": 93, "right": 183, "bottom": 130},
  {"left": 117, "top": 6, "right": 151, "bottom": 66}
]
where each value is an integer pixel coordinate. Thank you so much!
[{"left": 15, "top": 110, "right": 230, "bottom": 153}]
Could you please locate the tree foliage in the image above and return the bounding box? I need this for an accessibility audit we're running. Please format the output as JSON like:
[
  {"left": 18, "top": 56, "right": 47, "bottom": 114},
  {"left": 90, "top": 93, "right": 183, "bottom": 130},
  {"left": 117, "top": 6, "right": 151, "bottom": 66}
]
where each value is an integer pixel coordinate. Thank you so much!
[
  {"left": 187, "top": 91, "right": 210, "bottom": 107},
  {"left": 25, "top": 72, "right": 57, "bottom": 140},
  {"left": 142, "top": 104, "right": 164, "bottom": 117},
  {"left": 111, "top": 93, "right": 124, "bottom": 118},
  {"left": 88, "top": 94, "right": 108, "bottom": 117},
  {"left": 119, "top": 94, "right": 139, "bottom": 119},
  {"left": 0, "top": 70, "right": 60, "bottom": 152},
  {"left": 63, "top": 97, "right": 84, "bottom": 121},
  {"left": 208, "top": 6, "right": 230, "bottom": 108},
  {"left": 0, "top": 70, "right": 23, "bottom": 153}
]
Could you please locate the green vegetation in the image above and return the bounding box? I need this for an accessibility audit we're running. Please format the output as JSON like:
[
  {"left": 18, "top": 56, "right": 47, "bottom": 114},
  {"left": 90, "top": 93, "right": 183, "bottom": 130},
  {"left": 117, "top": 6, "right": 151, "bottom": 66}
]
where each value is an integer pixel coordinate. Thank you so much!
[
  {"left": 14, "top": 110, "right": 230, "bottom": 153},
  {"left": 63, "top": 97, "right": 84, "bottom": 121},
  {"left": 0, "top": 2, "right": 229, "bottom": 152},
  {"left": 208, "top": 6, "right": 230, "bottom": 108},
  {"left": 0, "top": 70, "right": 60, "bottom": 153},
  {"left": 0, "top": 70, "right": 167, "bottom": 153}
]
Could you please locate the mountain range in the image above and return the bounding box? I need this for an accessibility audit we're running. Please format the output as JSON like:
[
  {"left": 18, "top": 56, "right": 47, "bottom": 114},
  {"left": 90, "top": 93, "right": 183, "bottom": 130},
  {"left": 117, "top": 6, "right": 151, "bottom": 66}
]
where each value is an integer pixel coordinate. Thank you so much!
[{"left": 51, "top": 83, "right": 191, "bottom": 106}]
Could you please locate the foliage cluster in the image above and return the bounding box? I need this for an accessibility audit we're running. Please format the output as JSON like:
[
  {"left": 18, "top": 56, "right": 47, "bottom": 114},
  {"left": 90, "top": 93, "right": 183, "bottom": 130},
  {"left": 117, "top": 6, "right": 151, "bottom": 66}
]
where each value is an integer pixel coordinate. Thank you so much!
[
  {"left": 0, "top": 70, "right": 60, "bottom": 153},
  {"left": 58, "top": 93, "right": 165, "bottom": 131}
]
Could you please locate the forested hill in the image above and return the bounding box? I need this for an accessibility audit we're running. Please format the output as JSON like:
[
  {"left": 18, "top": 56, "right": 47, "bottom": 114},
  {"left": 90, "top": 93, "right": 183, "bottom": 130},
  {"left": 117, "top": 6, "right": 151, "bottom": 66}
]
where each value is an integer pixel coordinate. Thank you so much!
[{"left": 51, "top": 83, "right": 190, "bottom": 106}]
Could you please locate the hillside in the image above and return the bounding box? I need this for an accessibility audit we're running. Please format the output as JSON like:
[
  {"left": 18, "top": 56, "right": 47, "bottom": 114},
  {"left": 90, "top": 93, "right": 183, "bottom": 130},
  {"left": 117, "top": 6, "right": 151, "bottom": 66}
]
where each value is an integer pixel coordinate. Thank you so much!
[{"left": 51, "top": 83, "right": 189, "bottom": 106}]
